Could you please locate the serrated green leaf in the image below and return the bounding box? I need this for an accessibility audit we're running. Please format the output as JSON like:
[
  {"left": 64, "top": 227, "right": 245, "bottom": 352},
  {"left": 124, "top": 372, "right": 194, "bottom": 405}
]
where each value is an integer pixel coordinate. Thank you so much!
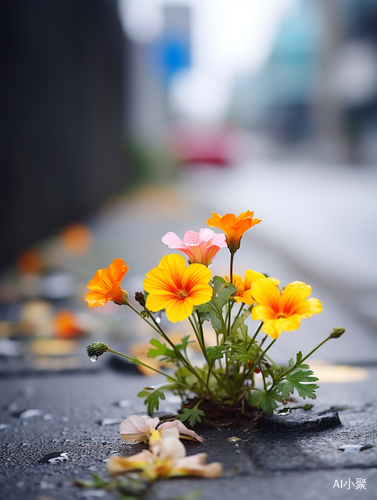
[
  {"left": 137, "top": 389, "right": 149, "bottom": 398},
  {"left": 175, "top": 335, "right": 194, "bottom": 352},
  {"left": 147, "top": 338, "right": 167, "bottom": 358},
  {"left": 195, "top": 303, "right": 212, "bottom": 313},
  {"left": 230, "top": 307, "right": 251, "bottom": 337},
  {"left": 206, "top": 345, "right": 227, "bottom": 361},
  {"left": 276, "top": 370, "right": 319, "bottom": 400},
  {"left": 212, "top": 276, "right": 237, "bottom": 308},
  {"left": 228, "top": 352, "right": 252, "bottom": 365},
  {"left": 144, "top": 388, "right": 165, "bottom": 415},
  {"left": 288, "top": 370, "right": 319, "bottom": 384},
  {"left": 250, "top": 389, "right": 279, "bottom": 413},
  {"left": 179, "top": 405, "right": 205, "bottom": 427},
  {"left": 147, "top": 338, "right": 176, "bottom": 360},
  {"left": 288, "top": 357, "right": 295, "bottom": 368}
]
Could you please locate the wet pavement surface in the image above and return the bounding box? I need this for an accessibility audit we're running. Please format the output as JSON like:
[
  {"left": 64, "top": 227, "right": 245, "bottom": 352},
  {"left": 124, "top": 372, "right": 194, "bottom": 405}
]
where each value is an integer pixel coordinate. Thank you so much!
[{"left": 1, "top": 162, "right": 377, "bottom": 499}]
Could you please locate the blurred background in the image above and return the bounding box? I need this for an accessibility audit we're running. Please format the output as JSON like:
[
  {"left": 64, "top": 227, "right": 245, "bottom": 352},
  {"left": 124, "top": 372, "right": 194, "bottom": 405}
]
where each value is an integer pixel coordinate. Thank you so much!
[{"left": 1, "top": 0, "right": 377, "bottom": 382}]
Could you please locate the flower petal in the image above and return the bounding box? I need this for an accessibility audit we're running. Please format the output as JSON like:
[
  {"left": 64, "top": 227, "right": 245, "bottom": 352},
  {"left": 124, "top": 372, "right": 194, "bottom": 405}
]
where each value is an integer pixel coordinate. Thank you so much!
[
  {"left": 152, "top": 435, "right": 186, "bottom": 460},
  {"left": 109, "top": 258, "right": 129, "bottom": 283},
  {"left": 251, "top": 279, "right": 280, "bottom": 311},
  {"left": 85, "top": 291, "right": 108, "bottom": 308},
  {"left": 119, "top": 415, "right": 160, "bottom": 443},
  {"left": 161, "top": 232, "right": 185, "bottom": 249},
  {"left": 172, "top": 453, "right": 223, "bottom": 478},
  {"left": 158, "top": 420, "right": 204, "bottom": 442},
  {"left": 107, "top": 451, "right": 153, "bottom": 475}
]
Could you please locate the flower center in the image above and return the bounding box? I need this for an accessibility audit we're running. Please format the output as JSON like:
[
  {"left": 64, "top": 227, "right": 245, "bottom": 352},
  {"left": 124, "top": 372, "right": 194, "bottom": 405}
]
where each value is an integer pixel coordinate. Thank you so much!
[
  {"left": 276, "top": 313, "right": 287, "bottom": 319},
  {"left": 177, "top": 289, "right": 189, "bottom": 299}
]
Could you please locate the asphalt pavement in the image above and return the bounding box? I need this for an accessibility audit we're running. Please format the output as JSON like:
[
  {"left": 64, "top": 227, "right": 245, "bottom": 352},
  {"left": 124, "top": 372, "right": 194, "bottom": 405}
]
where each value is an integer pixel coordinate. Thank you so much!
[{"left": 0, "top": 159, "right": 376, "bottom": 500}]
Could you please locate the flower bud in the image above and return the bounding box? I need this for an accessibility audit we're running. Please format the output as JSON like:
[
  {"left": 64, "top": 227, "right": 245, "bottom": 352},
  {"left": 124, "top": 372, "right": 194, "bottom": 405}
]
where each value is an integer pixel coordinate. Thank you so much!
[
  {"left": 329, "top": 327, "right": 345, "bottom": 339},
  {"left": 86, "top": 342, "right": 109, "bottom": 359},
  {"left": 135, "top": 291, "right": 146, "bottom": 308}
]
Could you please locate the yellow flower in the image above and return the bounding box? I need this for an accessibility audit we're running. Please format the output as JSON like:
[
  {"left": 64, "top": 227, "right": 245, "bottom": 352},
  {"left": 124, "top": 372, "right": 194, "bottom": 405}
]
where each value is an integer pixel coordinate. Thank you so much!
[
  {"left": 143, "top": 254, "right": 212, "bottom": 322},
  {"left": 225, "top": 270, "right": 280, "bottom": 305},
  {"left": 207, "top": 211, "right": 261, "bottom": 254},
  {"left": 251, "top": 279, "right": 322, "bottom": 339},
  {"left": 224, "top": 273, "right": 244, "bottom": 298},
  {"left": 85, "top": 258, "right": 129, "bottom": 308}
]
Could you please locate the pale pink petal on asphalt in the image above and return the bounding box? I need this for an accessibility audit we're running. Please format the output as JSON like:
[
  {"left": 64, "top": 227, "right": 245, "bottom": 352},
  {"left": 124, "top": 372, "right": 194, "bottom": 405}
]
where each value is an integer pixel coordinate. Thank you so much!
[
  {"left": 174, "top": 453, "right": 223, "bottom": 478},
  {"left": 152, "top": 435, "right": 186, "bottom": 460},
  {"left": 159, "top": 420, "right": 204, "bottom": 442},
  {"left": 119, "top": 415, "right": 160, "bottom": 442}
]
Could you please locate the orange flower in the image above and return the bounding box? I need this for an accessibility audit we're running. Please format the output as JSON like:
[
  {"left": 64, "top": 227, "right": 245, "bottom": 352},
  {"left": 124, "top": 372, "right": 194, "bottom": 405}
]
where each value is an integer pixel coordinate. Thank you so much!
[
  {"left": 207, "top": 211, "right": 261, "bottom": 254},
  {"left": 85, "top": 258, "right": 129, "bottom": 308},
  {"left": 225, "top": 270, "right": 279, "bottom": 305},
  {"left": 251, "top": 279, "right": 323, "bottom": 339}
]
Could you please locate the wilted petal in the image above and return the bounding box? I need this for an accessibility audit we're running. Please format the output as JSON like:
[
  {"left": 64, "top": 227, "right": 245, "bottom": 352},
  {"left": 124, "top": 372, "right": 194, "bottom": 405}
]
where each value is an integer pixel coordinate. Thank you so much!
[
  {"left": 152, "top": 435, "right": 186, "bottom": 461},
  {"left": 159, "top": 420, "right": 204, "bottom": 442},
  {"left": 119, "top": 415, "right": 160, "bottom": 443},
  {"left": 107, "top": 450, "right": 153, "bottom": 475},
  {"left": 172, "top": 453, "right": 223, "bottom": 478}
]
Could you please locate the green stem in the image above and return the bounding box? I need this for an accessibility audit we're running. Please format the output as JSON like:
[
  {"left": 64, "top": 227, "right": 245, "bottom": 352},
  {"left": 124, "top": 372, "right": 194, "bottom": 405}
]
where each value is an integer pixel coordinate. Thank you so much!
[
  {"left": 246, "top": 322, "right": 263, "bottom": 352},
  {"left": 196, "top": 311, "right": 207, "bottom": 361},
  {"left": 230, "top": 251, "right": 235, "bottom": 286},
  {"left": 279, "top": 334, "right": 333, "bottom": 380},
  {"left": 227, "top": 301, "right": 233, "bottom": 337},
  {"left": 243, "top": 336, "right": 276, "bottom": 383},
  {"left": 127, "top": 302, "right": 209, "bottom": 391},
  {"left": 107, "top": 349, "right": 183, "bottom": 386}
]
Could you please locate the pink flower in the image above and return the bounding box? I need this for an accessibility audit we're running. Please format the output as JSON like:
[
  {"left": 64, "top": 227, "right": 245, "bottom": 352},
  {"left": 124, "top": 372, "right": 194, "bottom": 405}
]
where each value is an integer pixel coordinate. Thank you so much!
[{"left": 161, "top": 228, "right": 226, "bottom": 267}]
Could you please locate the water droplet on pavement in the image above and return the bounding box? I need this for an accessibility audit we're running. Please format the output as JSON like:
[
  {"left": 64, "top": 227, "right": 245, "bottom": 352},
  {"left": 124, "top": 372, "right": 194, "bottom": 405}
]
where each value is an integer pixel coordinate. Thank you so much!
[
  {"left": 117, "top": 399, "right": 130, "bottom": 408},
  {"left": 97, "top": 418, "right": 123, "bottom": 426},
  {"left": 38, "top": 451, "right": 69, "bottom": 464},
  {"left": 19, "top": 409, "right": 42, "bottom": 419},
  {"left": 228, "top": 436, "right": 241, "bottom": 442}
]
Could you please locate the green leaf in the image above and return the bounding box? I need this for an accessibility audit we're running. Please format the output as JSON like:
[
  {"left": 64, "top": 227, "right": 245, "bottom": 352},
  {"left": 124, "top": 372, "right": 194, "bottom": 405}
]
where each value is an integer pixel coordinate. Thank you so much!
[
  {"left": 179, "top": 405, "right": 205, "bottom": 427},
  {"left": 212, "top": 276, "right": 237, "bottom": 308},
  {"left": 74, "top": 474, "right": 109, "bottom": 489},
  {"left": 147, "top": 338, "right": 175, "bottom": 359},
  {"left": 175, "top": 335, "right": 195, "bottom": 353},
  {"left": 143, "top": 388, "right": 166, "bottom": 415},
  {"left": 228, "top": 351, "right": 253, "bottom": 365},
  {"left": 276, "top": 370, "right": 319, "bottom": 400},
  {"left": 139, "top": 310, "right": 150, "bottom": 319},
  {"left": 205, "top": 345, "right": 227, "bottom": 361},
  {"left": 230, "top": 307, "right": 251, "bottom": 337},
  {"left": 250, "top": 389, "right": 280, "bottom": 413}
]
